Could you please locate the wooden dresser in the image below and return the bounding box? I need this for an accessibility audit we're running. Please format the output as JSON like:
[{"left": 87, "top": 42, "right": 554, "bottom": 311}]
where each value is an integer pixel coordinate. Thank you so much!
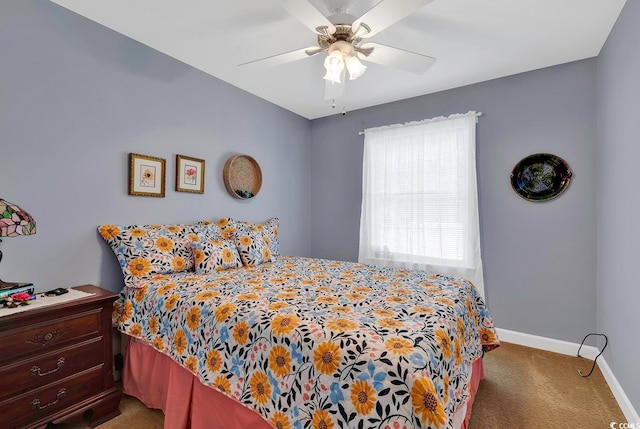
[{"left": 0, "top": 285, "right": 121, "bottom": 429}]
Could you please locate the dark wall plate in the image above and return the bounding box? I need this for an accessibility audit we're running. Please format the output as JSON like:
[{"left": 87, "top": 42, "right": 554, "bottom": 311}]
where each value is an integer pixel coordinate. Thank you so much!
[{"left": 510, "top": 153, "right": 572, "bottom": 202}]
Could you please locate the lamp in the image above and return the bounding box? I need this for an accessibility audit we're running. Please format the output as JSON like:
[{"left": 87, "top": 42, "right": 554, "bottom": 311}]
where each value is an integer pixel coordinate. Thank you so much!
[
  {"left": 323, "top": 41, "right": 367, "bottom": 83},
  {"left": 0, "top": 198, "right": 36, "bottom": 288}
]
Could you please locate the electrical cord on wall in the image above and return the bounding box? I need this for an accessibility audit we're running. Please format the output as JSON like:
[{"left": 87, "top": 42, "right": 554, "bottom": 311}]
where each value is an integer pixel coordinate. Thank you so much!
[{"left": 576, "top": 333, "right": 608, "bottom": 377}]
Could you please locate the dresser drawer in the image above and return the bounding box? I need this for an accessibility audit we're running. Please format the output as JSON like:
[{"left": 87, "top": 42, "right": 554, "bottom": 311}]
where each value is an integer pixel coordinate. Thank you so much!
[
  {"left": 0, "top": 307, "right": 103, "bottom": 361},
  {"left": 0, "top": 366, "right": 104, "bottom": 429},
  {"left": 0, "top": 338, "right": 104, "bottom": 401}
]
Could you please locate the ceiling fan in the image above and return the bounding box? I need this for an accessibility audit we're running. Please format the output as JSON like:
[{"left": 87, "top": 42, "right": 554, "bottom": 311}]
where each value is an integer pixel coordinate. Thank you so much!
[{"left": 241, "top": 0, "right": 437, "bottom": 102}]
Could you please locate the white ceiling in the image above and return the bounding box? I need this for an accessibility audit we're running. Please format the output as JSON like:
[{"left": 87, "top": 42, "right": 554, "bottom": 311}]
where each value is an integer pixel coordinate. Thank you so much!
[{"left": 49, "top": 0, "right": 626, "bottom": 120}]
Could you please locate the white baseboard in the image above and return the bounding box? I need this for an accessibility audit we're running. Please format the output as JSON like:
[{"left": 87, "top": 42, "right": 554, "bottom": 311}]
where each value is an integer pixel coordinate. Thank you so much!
[
  {"left": 495, "top": 328, "right": 600, "bottom": 359},
  {"left": 495, "top": 328, "right": 639, "bottom": 422},
  {"left": 595, "top": 353, "right": 640, "bottom": 423}
]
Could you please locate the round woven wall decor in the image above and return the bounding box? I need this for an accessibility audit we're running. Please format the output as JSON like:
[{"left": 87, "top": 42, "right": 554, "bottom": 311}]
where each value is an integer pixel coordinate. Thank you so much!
[{"left": 223, "top": 154, "right": 262, "bottom": 200}]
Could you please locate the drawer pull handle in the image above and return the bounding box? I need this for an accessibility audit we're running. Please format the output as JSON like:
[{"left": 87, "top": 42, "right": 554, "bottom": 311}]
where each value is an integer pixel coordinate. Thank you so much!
[
  {"left": 30, "top": 357, "right": 65, "bottom": 377},
  {"left": 31, "top": 388, "right": 66, "bottom": 411}
]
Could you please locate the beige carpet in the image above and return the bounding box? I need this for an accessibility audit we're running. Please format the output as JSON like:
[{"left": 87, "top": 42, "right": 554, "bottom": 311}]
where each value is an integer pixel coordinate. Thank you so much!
[
  {"left": 469, "top": 342, "right": 625, "bottom": 428},
  {"left": 46, "top": 392, "right": 164, "bottom": 429},
  {"left": 50, "top": 342, "right": 625, "bottom": 428}
]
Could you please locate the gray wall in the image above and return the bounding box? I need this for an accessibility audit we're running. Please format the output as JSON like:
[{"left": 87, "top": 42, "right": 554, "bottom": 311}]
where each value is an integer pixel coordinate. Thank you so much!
[
  {"left": 597, "top": 0, "right": 640, "bottom": 412},
  {"left": 0, "top": 0, "right": 312, "bottom": 293},
  {"left": 310, "top": 59, "right": 598, "bottom": 343}
]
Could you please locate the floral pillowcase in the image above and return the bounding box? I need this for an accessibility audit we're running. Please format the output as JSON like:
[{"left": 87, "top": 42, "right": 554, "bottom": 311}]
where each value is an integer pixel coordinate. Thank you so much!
[
  {"left": 216, "top": 217, "right": 280, "bottom": 257},
  {"left": 98, "top": 218, "right": 280, "bottom": 285},
  {"left": 189, "top": 223, "right": 242, "bottom": 273},
  {"left": 233, "top": 223, "right": 276, "bottom": 267},
  {"left": 98, "top": 223, "right": 200, "bottom": 288}
]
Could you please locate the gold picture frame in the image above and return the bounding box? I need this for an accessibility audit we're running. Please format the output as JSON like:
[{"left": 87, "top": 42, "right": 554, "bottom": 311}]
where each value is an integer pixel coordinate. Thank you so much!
[
  {"left": 128, "top": 153, "right": 166, "bottom": 197},
  {"left": 175, "top": 154, "right": 205, "bottom": 194}
]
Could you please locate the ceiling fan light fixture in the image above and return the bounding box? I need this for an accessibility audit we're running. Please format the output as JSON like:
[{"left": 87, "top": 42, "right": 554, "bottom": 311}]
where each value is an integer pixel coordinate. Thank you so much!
[
  {"left": 324, "top": 40, "right": 365, "bottom": 83},
  {"left": 346, "top": 55, "right": 366, "bottom": 80},
  {"left": 323, "top": 50, "right": 345, "bottom": 83}
]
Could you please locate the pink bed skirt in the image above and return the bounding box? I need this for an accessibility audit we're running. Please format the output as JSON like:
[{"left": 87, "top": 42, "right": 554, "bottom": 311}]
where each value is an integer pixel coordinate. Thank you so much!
[{"left": 123, "top": 338, "right": 484, "bottom": 429}]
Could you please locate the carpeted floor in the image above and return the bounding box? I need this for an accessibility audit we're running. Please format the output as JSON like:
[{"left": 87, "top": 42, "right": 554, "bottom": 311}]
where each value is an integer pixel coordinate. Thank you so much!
[
  {"left": 46, "top": 393, "right": 164, "bottom": 429},
  {"left": 50, "top": 342, "right": 625, "bottom": 428},
  {"left": 469, "top": 342, "right": 625, "bottom": 428}
]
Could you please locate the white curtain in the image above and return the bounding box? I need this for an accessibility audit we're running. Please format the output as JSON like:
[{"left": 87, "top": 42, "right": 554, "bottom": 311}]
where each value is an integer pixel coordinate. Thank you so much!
[{"left": 358, "top": 111, "right": 485, "bottom": 297}]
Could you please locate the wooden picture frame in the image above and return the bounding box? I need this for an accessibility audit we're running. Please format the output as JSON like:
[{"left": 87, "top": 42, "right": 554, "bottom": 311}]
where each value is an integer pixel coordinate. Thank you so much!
[
  {"left": 128, "top": 153, "right": 166, "bottom": 197},
  {"left": 175, "top": 155, "right": 205, "bottom": 194}
]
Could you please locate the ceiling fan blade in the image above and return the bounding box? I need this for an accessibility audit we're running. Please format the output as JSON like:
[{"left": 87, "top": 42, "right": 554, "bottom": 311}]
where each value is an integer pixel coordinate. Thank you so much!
[
  {"left": 358, "top": 42, "right": 436, "bottom": 74},
  {"left": 352, "top": 0, "right": 435, "bottom": 38},
  {"left": 274, "top": 0, "right": 336, "bottom": 35},
  {"left": 239, "top": 47, "right": 322, "bottom": 68}
]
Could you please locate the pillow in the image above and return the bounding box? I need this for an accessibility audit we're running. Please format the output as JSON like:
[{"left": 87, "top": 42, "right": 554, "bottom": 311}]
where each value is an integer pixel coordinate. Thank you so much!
[
  {"left": 189, "top": 225, "right": 242, "bottom": 273},
  {"left": 98, "top": 223, "right": 198, "bottom": 288},
  {"left": 216, "top": 217, "right": 239, "bottom": 241},
  {"left": 195, "top": 221, "right": 225, "bottom": 240},
  {"left": 233, "top": 224, "right": 275, "bottom": 267},
  {"left": 216, "top": 217, "right": 280, "bottom": 256}
]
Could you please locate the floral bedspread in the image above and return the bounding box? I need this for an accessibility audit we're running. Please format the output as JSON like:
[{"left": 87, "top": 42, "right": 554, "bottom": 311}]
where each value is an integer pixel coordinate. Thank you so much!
[{"left": 113, "top": 256, "right": 499, "bottom": 429}]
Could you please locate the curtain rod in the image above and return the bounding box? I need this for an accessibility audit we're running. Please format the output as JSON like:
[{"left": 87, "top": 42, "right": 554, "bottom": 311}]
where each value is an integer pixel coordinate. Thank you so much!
[{"left": 358, "top": 111, "right": 483, "bottom": 135}]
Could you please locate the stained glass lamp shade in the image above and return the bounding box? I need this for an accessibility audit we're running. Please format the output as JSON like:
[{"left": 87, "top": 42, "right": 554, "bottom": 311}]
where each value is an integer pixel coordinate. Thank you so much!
[{"left": 0, "top": 199, "right": 36, "bottom": 287}]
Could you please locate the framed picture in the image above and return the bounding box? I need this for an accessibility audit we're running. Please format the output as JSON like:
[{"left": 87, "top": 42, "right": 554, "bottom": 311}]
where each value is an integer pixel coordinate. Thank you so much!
[
  {"left": 128, "top": 153, "right": 166, "bottom": 197},
  {"left": 176, "top": 154, "right": 205, "bottom": 194}
]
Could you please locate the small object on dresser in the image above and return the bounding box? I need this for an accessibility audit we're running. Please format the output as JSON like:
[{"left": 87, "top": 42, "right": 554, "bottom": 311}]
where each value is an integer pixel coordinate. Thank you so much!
[
  {"left": 0, "top": 283, "right": 35, "bottom": 308},
  {"left": 0, "top": 281, "right": 32, "bottom": 292},
  {"left": 0, "top": 282, "right": 34, "bottom": 297},
  {"left": 44, "top": 287, "right": 69, "bottom": 296}
]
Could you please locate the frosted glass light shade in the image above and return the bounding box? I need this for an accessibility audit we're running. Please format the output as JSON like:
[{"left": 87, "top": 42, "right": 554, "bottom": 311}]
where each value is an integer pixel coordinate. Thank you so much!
[
  {"left": 323, "top": 51, "right": 345, "bottom": 83},
  {"left": 346, "top": 56, "right": 366, "bottom": 80}
]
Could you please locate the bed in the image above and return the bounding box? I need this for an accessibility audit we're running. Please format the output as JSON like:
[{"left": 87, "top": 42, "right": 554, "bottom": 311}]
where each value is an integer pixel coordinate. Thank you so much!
[{"left": 101, "top": 219, "right": 499, "bottom": 429}]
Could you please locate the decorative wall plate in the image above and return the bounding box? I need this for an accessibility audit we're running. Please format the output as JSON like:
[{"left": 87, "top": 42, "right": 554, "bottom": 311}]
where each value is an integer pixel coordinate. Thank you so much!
[
  {"left": 510, "top": 153, "right": 572, "bottom": 202},
  {"left": 223, "top": 154, "right": 262, "bottom": 200}
]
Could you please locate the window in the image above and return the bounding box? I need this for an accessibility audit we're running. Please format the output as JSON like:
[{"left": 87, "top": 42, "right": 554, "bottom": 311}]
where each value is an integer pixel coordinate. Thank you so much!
[{"left": 358, "top": 112, "right": 484, "bottom": 296}]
